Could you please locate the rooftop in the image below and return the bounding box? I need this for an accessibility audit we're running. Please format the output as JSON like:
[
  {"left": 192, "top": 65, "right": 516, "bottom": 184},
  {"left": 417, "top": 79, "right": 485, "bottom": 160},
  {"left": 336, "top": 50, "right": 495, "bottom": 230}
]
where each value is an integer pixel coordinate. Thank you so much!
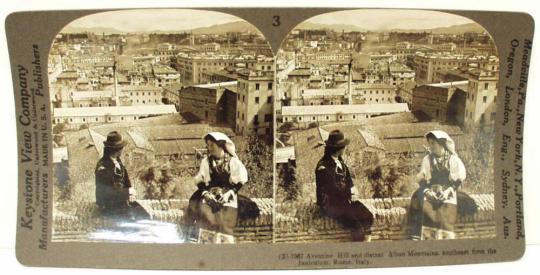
[
  {"left": 53, "top": 105, "right": 177, "bottom": 118},
  {"left": 71, "top": 90, "right": 113, "bottom": 100},
  {"left": 193, "top": 81, "right": 238, "bottom": 89},
  {"left": 281, "top": 103, "right": 410, "bottom": 116},
  {"left": 57, "top": 71, "right": 78, "bottom": 79},
  {"left": 120, "top": 85, "right": 162, "bottom": 92}
]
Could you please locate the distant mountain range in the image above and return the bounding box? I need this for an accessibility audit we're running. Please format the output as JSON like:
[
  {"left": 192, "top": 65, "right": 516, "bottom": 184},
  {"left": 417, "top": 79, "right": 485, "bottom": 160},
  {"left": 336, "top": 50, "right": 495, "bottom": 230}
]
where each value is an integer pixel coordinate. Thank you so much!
[
  {"left": 60, "top": 26, "right": 125, "bottom": 35},
  {"left": 190, "top": 21, "right": 260, "bottom": 34},
  {"left": 61, "top": 21, "right": 260, "bottom": 35},
  {"left": 61, "top": 20, "right": 484, "bottom": 35},
  {"left": 296, "top": 22, "right": 485, "bottom": 34}
]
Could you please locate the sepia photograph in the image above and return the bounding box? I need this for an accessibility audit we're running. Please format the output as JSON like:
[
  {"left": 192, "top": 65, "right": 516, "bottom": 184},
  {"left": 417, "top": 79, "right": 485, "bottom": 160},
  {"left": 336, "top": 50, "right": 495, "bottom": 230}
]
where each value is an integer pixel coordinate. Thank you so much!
[
  {"left": 274, "top": 9, "right": 498, "bottom": 243},
  {"left": 5, "top": 4, "right": 536, "bottom": 269},
  {"left": 49, "top": 9, "right": 274, "bottom": 244}
]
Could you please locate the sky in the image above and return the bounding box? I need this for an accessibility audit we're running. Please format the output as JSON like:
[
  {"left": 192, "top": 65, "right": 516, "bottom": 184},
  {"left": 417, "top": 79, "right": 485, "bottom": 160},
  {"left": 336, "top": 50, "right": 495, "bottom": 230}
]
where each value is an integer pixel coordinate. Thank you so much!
[
  {"left": 65, "top": 9, "right": 242, "bottom": 32},
  {"left": 305, "top": 9, "right": 475, "bottom": 30},
  {"left": 64, "top": 9, "right": 476, "bottom": 33}
]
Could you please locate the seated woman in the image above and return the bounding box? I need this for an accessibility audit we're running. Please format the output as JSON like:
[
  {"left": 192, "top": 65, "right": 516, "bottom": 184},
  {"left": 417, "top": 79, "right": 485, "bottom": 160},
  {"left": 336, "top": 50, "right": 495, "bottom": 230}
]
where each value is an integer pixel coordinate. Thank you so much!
[
  {"left": 408, "top": 130, "right": 466, "bottom": 240},
  {"left": 186, "top": 132, "right": 248, "bottom": 243}
]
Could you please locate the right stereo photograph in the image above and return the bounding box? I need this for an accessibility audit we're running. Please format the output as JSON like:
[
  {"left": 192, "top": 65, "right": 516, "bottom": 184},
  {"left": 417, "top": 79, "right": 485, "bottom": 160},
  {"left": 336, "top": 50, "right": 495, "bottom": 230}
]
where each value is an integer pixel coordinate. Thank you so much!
[{"left": 274, "top": 9, "right": 498, "bottom": 243}]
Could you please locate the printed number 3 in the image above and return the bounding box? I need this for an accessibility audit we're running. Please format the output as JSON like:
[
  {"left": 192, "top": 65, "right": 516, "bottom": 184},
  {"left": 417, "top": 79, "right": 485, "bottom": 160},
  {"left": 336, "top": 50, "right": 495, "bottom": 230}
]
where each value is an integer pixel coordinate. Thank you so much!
[{"left": 272, "top": 15, "right": 280, "bottom": 27}]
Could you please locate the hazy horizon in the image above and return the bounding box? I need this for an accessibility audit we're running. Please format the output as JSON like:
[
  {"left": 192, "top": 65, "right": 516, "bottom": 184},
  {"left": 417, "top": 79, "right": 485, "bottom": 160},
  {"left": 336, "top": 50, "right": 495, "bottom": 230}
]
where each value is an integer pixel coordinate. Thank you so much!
[
  {"left": 304, "top": 9, "right": 476, "bottom": 31},
  {"left": 61, "top": 9, "right": 479, "bottom": 35},
  {"left": 63, "top": 9, "right": 244, "bottom": 33}
]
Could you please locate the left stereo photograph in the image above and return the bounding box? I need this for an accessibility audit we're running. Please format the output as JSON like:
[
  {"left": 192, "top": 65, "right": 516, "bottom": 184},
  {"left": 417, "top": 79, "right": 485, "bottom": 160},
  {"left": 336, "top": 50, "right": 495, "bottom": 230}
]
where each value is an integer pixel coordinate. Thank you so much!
[{"left": 49, "top": 9, "right": 275, "bottom": 244}]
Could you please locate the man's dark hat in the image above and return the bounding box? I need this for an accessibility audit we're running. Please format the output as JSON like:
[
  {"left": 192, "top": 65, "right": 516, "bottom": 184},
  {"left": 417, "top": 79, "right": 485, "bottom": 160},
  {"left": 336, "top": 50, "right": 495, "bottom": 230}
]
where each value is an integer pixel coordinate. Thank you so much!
[
  {"left": 325, "top": 129, "right": 350, "bottom": 148},
  {"left": 103, "top": 131, "right": 128, "bottom": 149}
]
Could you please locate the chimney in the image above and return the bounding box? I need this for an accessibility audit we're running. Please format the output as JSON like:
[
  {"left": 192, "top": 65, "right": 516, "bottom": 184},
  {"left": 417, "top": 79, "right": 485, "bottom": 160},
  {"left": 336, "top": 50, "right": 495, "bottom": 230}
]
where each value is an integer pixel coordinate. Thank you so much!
[
  {"left": 113, "top": 56, "right": 119, "bottom": 106},
  {"left": 348, "top": 58, "right": 353, "bottom": 104}
]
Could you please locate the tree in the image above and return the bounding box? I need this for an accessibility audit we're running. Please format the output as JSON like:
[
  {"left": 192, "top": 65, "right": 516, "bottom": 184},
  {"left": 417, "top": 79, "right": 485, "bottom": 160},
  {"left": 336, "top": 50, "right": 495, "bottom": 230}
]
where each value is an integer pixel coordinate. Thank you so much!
[
  {"left": 54, "top": 160, "right": 72, "bottom": 201},
  {"left": 308, "top": 122, "right": 319, "bottom": 129},
  {"left": 459, "top": 127, "right": 495, "bottom": 194},
  {"left": 277, "top": 160, "right": 299, "bottom": 202},
  {"left": 235, "top": 134, "right": 273, "bottom": 198},
  {"left": 278, "top": 122, "right": 295, "bottom": 133},
  {"left": 53, "top": 122, "right": 67, "bottom": 134},
  {"left": 138, "top": 163, "right": 181, "bottom": 200}
]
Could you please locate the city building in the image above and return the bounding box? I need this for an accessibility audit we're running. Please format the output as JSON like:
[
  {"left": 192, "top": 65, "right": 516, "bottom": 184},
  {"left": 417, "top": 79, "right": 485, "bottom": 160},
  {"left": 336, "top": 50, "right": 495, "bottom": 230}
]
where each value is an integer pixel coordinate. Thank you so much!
[
  {"left": 120, "top": 85, "right": 163, "bottom": 105},
  {"left": 53, "top": 104, "right": 178, "bottom": 128},
  {"left": 464, "top": 70, "right": 498, "bottom": 128},
  {"left": 413, "top": 52, "right": 491, "bottom": 84},
  {"left": 235, "top": 60, "right": 274, "bottom": 135},
  {"left": 172, "top": 54, "right": 257, "bottom": 85},
  {"left": 281, "top": 103, "right": 410, "bottom": 127},
  {"left": 412, "top": 81, "right": 469, "bottom": 125},
  {"left": 152, "top": 64, "right": 181, "bottom": 87},
  {"left": 179, "top": 81, "right": 238, "bottom": 126}
]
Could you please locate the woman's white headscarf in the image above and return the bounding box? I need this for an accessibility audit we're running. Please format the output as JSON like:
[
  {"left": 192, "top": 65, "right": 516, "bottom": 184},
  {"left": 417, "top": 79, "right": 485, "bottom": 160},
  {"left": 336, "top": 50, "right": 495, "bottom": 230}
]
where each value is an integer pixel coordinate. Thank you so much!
[
  {"left": 204, "top": 132, "right": 237, "bottom": 158},
  {"left": 425, "top": 130, "right": 457, "bottom": 155},
  {"left": 418, "top": 130, "right": 466, "bottom": 184}
]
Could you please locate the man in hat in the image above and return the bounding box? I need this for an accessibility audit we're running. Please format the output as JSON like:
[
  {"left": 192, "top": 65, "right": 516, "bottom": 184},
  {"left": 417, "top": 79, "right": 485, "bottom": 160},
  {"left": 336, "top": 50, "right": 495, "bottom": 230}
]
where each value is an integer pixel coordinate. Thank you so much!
[
  {"left": 315, "top": 129, "right": 374, "bottom": 242},
  {"left": 95, "top": 131, "right": 138, "bottom": 218}
]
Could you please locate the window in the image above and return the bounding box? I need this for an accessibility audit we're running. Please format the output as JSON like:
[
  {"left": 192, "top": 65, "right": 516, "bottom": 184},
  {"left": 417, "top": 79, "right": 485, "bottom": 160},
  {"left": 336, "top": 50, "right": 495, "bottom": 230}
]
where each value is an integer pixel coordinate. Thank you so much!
[
  {"left": 491, "top": 112, "right": 496, "bottom": 121},
  {"left": 483, "top": 96, "right": 487, "bottom": 103},
  {"left": 255, "top": 97, "right": 259, "bottom": 104},
  {"left": 265, "top": 114, "right": 272, "bottom": 122},
  {"left": 298, "top": 117, "right": 302, "bottom": 121},
  {"left": 267, "top": 96, "right": 273, "bottom": 104},
  {"left": 255, "top": 83, "right": 260, "bottom": 90},
  {"left": 268, "top": 82, "right": 273, "bottom": 90},
  {"left": 312, "top": 116, "right": 316, "bottom": 121},
  {"left": 484, "top": 83, "right": 489, "bottom": 90}
]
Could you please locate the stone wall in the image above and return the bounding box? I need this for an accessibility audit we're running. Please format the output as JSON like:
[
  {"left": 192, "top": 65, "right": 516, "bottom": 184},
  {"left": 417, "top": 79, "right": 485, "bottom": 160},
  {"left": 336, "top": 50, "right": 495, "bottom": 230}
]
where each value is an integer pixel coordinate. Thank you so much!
[
  {"left": 53, "top": 198, "right": 273, "bottom": 243},
  {"left": 53, "top": 194, "right": 495, "bottom": 243},
  {"left": 275, "top": 194, "right": 495, "bottom": 243},
  {"left": 137, "top": 198, "right": 274, "bottom": 243}
]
